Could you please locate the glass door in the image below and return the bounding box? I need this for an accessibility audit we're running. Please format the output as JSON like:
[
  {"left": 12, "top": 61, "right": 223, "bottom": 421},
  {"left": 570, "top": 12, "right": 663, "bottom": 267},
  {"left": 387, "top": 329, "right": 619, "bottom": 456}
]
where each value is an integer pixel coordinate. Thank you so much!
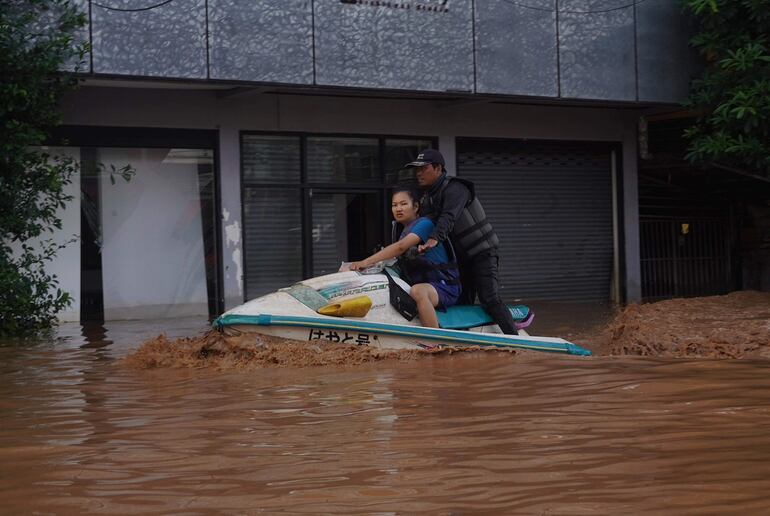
[
  {"left": 306, "top": 136, "right": 383, "bottom": 276},
  {"left": 310, "top": 190, "right": 382, "bottom": 277},
  {"left": 73, "top": 145, "right": 219, "bottom": 321}
]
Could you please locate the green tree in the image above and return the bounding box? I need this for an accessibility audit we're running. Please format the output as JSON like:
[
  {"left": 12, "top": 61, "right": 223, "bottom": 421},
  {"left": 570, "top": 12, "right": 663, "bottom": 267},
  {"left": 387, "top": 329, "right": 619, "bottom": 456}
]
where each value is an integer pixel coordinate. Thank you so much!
[
  {"left": 0, "top": 0, "right": 87, "bottom": 335},
  {"left": 682, "top": 0, "right": 770, "bottom": 176}
]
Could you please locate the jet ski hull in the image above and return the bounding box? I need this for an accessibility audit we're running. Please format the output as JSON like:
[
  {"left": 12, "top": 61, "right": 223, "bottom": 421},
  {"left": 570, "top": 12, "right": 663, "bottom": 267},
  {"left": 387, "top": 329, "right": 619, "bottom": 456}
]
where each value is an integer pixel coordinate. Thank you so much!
[
  {"left": 215, "top": 313, "right": 591, "bottom": 356},
  {"left": 213, "top": 270, "right": 592, "bottom": 356}
]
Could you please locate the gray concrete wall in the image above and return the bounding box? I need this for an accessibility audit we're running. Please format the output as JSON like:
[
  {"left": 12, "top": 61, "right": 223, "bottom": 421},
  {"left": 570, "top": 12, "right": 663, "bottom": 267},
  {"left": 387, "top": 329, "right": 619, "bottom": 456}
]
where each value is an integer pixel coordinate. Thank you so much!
[
  {"left": 82, "top": 0, "right": 696, "bottom": 103},
  {"left": 61, "top": 86, "right": 643, "bottom": 307}
]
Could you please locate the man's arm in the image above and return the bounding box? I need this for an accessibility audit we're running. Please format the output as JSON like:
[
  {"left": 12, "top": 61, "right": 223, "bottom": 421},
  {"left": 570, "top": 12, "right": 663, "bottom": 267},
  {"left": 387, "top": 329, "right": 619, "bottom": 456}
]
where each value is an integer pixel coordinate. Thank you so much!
[{"left": 430, "top": 181, "right": 470, "bottom": 243}]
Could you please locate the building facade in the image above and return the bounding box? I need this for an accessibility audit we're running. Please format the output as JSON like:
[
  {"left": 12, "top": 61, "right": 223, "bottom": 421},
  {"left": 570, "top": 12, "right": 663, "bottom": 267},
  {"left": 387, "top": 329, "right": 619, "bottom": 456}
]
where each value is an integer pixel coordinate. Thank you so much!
[{"left": 48, "top": 0, "right": 698, "bottom": 321}]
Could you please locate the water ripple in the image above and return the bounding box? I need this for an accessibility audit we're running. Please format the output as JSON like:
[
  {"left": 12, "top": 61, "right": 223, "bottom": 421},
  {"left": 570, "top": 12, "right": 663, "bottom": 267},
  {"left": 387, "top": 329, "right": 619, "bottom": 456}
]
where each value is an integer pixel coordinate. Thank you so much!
[{"left": 2, "top": 332, "right": 770, "bottom": 513}]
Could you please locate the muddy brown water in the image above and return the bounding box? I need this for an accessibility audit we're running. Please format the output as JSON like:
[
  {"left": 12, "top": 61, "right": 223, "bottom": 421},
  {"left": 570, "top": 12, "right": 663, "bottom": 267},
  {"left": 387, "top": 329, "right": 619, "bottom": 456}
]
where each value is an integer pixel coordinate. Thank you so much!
[{"left": 2, "top": 315, "right": 770, "bottom": 514}]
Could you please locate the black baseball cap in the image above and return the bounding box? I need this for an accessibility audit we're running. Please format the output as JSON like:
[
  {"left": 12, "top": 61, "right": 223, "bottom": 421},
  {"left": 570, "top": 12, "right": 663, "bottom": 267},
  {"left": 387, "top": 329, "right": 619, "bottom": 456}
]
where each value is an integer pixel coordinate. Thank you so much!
[{"left": 403, "top": 149, "right": 445, "bottom": 168}]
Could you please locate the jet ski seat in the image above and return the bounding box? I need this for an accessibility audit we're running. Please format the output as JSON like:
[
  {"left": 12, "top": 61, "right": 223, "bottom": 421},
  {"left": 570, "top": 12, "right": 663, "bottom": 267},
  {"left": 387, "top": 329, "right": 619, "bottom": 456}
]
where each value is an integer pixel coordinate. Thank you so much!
[{"left": 437, "top": 304, "right": 534, "bottom": 331}]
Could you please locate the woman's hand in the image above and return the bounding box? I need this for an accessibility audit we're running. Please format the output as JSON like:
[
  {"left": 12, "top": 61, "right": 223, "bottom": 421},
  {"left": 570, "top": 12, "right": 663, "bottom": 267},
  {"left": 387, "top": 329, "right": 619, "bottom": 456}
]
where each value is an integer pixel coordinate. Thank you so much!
[{"left": 349, "top": 261, "right": 368, "bottom": 271}]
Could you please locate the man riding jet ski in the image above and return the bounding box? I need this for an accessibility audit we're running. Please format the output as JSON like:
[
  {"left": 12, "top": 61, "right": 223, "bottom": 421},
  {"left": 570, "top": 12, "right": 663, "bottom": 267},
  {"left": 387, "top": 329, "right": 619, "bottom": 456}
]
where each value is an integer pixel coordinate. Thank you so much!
[{"left": 213, "top": 175, "right": 590, "bottom": 356}]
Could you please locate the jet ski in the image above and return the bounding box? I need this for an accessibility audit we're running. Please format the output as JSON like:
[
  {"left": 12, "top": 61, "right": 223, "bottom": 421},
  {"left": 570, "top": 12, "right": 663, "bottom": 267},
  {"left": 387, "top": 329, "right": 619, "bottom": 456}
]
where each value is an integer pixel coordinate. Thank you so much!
[{"left": 213, "top": 265, "right": 591, "bottom": 356}]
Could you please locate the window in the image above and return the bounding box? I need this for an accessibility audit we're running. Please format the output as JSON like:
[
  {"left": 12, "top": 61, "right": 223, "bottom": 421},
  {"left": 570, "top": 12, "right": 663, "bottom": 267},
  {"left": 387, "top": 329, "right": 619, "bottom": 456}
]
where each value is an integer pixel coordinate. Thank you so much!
[
  {"left": 307, "top": 137, "right": 379, "bottom": 183},
  {"left": 240, "top": 133, "right": 434, "bottom": 299},
  {"left": 242, "top": 135, "right": 301, "bottom": 183},
  {"left": 43, "top": 127, "right": 221, "bottom": 322},
  {"left": 93, "top": 147, "right": 218, "bottom": 320}
]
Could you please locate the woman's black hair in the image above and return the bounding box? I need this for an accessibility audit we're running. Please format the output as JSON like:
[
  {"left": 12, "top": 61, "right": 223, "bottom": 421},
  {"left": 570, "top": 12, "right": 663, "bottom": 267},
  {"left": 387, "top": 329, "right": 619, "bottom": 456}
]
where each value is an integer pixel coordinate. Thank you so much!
[{"left": 390, "top": 183, "right": 421, "bottom": 204}]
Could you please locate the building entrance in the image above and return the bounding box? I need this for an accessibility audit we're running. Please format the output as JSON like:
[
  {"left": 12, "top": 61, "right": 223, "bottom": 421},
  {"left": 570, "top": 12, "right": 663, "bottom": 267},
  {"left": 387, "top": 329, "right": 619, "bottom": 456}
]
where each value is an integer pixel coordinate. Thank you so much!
[{"left": 53, "top": 127, "right": 221, "bottom": 321}]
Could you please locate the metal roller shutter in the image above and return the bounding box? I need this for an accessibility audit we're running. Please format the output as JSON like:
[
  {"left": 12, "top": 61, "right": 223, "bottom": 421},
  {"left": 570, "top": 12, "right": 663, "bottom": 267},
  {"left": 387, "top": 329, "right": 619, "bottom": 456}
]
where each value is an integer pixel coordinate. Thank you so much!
[
  {"left": 242, "top": 187, "right": 303, "bottom": 300},
  {"left": 241, "top": 135, "right": 303, "bottom": 300},
  {"left": 457, "top": 140, "right": 614, "bottom": 302}
]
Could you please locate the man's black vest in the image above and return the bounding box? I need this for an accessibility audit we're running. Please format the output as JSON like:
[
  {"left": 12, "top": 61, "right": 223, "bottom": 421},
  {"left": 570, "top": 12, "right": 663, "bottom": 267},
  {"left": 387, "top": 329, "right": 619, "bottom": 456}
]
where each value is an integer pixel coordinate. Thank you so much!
[{"left": 422, "top": 175, "right": 499, "bottom": 261}]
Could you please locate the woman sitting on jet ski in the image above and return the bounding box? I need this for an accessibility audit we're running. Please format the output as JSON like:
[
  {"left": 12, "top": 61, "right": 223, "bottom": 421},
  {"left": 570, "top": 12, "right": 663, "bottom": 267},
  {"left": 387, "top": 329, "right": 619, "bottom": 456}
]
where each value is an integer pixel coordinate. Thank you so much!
[{"left": 350, "top": 186, "right": 461, "bottom": 328}]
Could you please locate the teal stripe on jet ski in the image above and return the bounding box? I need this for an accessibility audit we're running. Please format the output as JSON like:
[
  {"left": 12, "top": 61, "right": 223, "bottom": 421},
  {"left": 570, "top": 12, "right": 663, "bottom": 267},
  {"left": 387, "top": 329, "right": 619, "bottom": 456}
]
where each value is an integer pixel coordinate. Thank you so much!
[{"left": 213, "top": 314, "right": 591, "bottom": 356}]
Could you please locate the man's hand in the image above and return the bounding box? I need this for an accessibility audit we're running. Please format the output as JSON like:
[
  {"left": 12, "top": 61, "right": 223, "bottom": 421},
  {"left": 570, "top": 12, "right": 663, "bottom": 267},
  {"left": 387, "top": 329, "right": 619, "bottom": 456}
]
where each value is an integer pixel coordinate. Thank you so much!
[{"left": 418, "top": 238, "right": 438, "bottom": 254}]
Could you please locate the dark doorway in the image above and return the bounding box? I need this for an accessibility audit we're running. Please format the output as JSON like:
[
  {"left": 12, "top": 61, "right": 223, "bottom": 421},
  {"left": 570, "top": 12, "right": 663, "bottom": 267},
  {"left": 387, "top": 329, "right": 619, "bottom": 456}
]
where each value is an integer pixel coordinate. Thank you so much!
[
  {"left": 639, "top": 116, "right": 744, "bottom": 300},
  {"left": 640, "top": 217, "right": 732, "bottom": 300},
  {"left": 79, "top": 149, "right": 104, "bottom": 321},
  {"left": 310, "top": 191, "right": 382, "bottom": 276}
]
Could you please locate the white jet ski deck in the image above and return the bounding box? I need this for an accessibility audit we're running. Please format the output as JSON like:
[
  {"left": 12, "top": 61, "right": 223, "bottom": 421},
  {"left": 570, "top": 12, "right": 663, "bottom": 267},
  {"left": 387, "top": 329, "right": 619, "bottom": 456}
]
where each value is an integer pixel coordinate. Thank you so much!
[{"left": 213, "top": 268, "right": 591, "bottom": 356}]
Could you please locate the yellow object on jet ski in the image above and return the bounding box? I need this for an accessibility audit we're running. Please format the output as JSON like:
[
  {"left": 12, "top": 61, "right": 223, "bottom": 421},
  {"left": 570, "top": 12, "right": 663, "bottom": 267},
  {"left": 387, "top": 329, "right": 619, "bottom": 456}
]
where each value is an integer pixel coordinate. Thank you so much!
[{"left": 318, "top": 296, "right": 372, "bottom": 317}]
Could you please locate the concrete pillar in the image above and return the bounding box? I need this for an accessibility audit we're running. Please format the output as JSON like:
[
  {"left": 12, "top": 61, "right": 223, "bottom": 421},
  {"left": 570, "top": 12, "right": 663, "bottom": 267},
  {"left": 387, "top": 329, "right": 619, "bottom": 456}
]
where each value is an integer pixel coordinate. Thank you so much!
[
  {"left": 622, "top": 112, "right": 642, "bottom": 303},
  {"left": 218, "top": 125, "right": 244, "bottom": 309}
]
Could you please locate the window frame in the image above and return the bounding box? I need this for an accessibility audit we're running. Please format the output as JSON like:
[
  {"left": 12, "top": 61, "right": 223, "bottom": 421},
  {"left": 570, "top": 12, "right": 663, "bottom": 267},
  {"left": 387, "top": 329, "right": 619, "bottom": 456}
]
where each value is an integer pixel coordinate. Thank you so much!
[
  {"left": 239, "top": 130, "right": 437, "bottom": 297},
  {"left": 49, "top": 125, "right": 224, "bottom": 318}
]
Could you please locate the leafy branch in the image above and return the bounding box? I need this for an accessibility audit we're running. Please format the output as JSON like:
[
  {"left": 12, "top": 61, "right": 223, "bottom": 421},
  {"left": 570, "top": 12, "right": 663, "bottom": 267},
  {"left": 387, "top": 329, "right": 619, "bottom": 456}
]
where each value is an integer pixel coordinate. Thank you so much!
[
  {"left": 1, "top": 0, "right": 87, "bottom": 335},
  {"left": 682, "top": 0, "right": 770, "bottom": 176}
]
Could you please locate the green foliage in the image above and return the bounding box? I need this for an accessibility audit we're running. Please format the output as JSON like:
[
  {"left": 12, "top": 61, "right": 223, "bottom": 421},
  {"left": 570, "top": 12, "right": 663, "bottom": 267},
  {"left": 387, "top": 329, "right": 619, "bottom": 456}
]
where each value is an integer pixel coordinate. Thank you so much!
[
  {"left": 0, "top": 0, "right": 87, "bottom": 335},
  {"left": 682, "top": 0, "right": 770, "bottom": 176},
  {"left": 0, "top": 232, "right": 73, "bottom": 336}
]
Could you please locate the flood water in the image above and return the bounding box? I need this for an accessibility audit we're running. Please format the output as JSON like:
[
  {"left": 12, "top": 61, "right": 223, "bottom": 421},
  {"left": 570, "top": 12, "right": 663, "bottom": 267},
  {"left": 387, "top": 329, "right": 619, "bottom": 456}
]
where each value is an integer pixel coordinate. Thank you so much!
[{"left": 2, "top": 318, "right": 770, "bottom": 514}]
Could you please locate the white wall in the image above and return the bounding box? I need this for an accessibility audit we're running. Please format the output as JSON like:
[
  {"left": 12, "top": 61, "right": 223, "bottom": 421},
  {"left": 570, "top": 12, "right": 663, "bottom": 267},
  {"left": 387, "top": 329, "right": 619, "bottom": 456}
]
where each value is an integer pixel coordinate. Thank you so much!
[
  {"left": 9, "top": 147, "right": 81, "bottom": 322},
  {"left": 61, "top": 86, "right": 642, "bottom": 305},
  {"left": 53, "top": 148, "right": 82, "bottom": 321}
]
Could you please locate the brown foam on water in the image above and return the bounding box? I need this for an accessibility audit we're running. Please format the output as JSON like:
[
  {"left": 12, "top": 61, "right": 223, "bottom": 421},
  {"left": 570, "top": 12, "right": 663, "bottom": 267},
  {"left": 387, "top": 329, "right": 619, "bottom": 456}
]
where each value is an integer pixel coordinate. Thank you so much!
[
  {"left": 591, "top": 290, "right": 770, "bottom": 358},
  {"left": 122, "top": 291, "right": 770, "bottom": 368},
  {"left": 122, "top": 331, "right": 516, "bottom": 370}
]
